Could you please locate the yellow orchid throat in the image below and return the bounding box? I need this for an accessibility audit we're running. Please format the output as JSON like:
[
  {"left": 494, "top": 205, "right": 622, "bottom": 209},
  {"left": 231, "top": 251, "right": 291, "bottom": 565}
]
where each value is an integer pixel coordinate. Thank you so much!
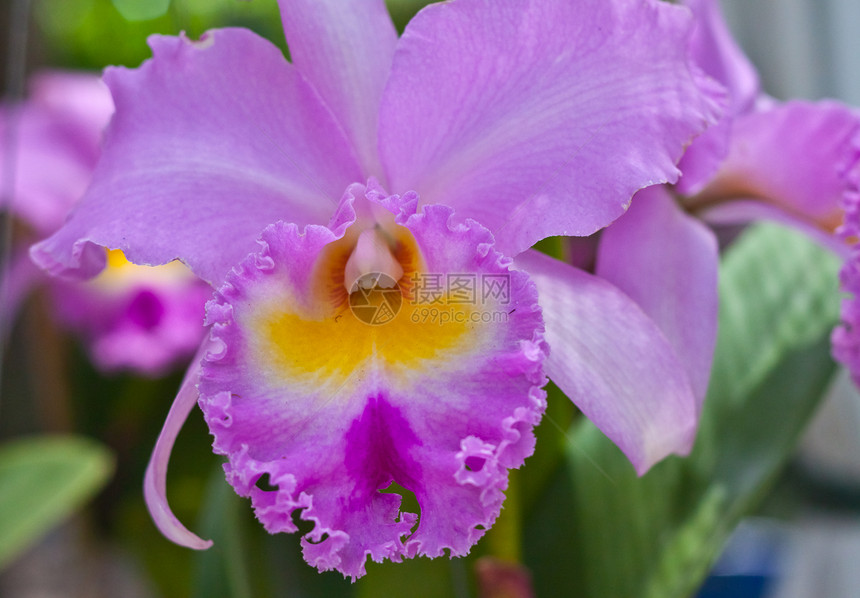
[{"left": 246, "top": 223, "right": 486, "bottom": 392}]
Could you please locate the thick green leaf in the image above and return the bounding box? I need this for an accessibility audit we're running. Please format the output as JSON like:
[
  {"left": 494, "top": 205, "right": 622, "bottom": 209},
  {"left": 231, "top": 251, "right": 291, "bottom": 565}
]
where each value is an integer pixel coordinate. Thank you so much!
[
  {"left": 524, "top": 223, "right": 841, "bottom": 598},
  {"left": 0, "top": 435, "right": 114, "bottom": 568}
]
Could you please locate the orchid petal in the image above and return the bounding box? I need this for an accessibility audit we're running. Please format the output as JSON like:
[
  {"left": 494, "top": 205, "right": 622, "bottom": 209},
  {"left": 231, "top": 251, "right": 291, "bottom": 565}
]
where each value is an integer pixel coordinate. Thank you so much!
[
  {"left": 0, "top": 249, "right": 43, "bottom": 336},
  {"left": 678, "top": 0, "right": 760, "bottom": 193},
  {"left": 676, "top": 0, "right": 760, "bottom": 194},
  {"left": 379, "top": 0, "right": 722, "bottom": 255},
  {"left": 31, "top": 29, "right": 362, "bottom": 285},
  {"left": 685, "top": 0, "right": 759, "bottom": 115},
  {"left": 675, "top": 114, "right": 732, "bottom": 196},
  {"left": 52, "top": 260, "right": 209, "bottom": 376},
  {"left": 143, "top": 347, "right": 213, "bottom": 550},
  {"left": 701, "top": 200, "right": 850, "bottom": 257},
  {"left": 596, "top": 186, "right": 719, "bottom": 404},
  {"left": 28, "top": 71, "right": 114, "bottom": 150},
  {"left": 691, "top": 101, "right": 860, "bottom": 237},
  {"left": 1, "top": 97, "right": 105, "bottom": 233},
  {"left": 516, "top": 249, "right": 697, "bottom": 475},
  {"left": 278, "top": 0, "right": 396, "bottom": 177},
  {"left": 201, "top": 187, "right": 546, "bottom": 578}
]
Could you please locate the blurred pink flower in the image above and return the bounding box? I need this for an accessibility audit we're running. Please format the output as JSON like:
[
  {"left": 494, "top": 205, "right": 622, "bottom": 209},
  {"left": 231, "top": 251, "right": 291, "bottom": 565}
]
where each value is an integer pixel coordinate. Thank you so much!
[{"left": 1, "top": 71, "right": 208, "bottom": 376}]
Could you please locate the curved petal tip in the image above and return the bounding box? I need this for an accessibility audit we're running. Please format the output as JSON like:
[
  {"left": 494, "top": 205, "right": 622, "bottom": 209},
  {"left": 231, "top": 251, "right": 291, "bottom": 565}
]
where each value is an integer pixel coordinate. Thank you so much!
[{"left": 143, "top": 349, "right": 213, "bottom": 550}]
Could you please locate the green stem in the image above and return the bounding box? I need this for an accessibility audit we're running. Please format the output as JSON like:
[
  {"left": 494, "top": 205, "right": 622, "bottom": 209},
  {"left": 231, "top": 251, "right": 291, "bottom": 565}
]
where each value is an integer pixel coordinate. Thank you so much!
[{"left": 484, "top": 470, "right": 522, "bottom": 563}]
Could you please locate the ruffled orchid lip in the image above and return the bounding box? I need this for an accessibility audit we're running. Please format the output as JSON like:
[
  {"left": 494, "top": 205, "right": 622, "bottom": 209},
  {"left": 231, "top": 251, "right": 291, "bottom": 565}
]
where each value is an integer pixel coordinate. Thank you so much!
[
  {"left": 830, "top": 115, "right": 860, "bottom": 382},
  {"left": 182, "top": 182, "right": 547, "bottom": 579}
]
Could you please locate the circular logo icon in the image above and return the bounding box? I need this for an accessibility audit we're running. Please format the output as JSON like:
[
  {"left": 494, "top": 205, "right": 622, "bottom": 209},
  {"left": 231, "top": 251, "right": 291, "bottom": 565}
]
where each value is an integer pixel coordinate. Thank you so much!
[{"left": 348, "top": 272, "right": 403, "bottom": 326}]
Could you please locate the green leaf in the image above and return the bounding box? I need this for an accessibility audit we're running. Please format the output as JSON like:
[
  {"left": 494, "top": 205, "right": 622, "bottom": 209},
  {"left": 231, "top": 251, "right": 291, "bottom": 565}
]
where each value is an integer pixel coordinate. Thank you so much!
[
  {"left": 0, "top": 435, "right": 114, "bottom": 568},
  {"left": 524, "top": 223, "right": 841, "bottom": 598},
  {"left": 111, "top": 0, "right": 170, "bottom": 21},
  {"left": 191, "top": 467, "right": 255, "bottom": 598}
]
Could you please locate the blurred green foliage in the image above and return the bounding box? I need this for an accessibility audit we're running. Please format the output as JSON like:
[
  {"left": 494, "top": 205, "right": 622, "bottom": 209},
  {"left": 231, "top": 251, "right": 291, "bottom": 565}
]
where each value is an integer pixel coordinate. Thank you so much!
[
  {"left": 525, "top": 223, "right": 841, "bottom": 598},
  {"left": 32, "top": 0, "right": 436, "bottom": 73},
  {"left": 34, "top": 0, "right": 287, "bottom": 69},
  {"left": 0, "top": 435, "right": 114, "bottom": 568}
]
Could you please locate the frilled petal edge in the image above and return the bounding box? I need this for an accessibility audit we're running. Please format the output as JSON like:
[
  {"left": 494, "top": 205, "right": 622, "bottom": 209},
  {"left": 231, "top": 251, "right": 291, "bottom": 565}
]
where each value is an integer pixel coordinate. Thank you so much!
[
  {"left": 199, "top": 185, "right": 547, "bottom": 579},
  {"left": 831, "top": 116, "right": 860, "bottom": 384}
]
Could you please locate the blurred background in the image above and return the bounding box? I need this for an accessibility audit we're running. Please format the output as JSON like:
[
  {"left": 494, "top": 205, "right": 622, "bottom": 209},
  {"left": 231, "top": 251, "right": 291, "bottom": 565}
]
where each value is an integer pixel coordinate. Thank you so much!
[
  {"left": 709, "top": 2, "right": 860, "bottom": 597},
  {"left": 1, "top": 1, "right": 858, "bottom": 597}
]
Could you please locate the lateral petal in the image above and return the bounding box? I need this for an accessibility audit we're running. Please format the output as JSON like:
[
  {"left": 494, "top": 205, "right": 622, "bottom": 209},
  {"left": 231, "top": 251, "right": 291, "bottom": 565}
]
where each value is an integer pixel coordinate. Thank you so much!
[
  {"left": 379, "top": 0, "right": 722, "bottom": 255},
  {"left": 31, "top": 29, "right": 362, "bottom": 285},
  {"left": 685, "top": 0, "right": 759, "bottom": 115},
  {"left": 516, "top": 249, "right": 698, "bottom": 475},
  {"left": 676, "top": 0, "right": 760, "bottom": 193},
  {"left": 597, "top": 186, "right": 719, "bottom": 404}
]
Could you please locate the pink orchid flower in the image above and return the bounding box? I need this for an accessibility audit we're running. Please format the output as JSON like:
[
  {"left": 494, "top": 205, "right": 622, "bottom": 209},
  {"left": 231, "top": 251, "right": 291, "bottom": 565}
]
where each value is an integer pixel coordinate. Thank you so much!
[{"left": 32, "top": 0, "right": 721, "bottom": 579}]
